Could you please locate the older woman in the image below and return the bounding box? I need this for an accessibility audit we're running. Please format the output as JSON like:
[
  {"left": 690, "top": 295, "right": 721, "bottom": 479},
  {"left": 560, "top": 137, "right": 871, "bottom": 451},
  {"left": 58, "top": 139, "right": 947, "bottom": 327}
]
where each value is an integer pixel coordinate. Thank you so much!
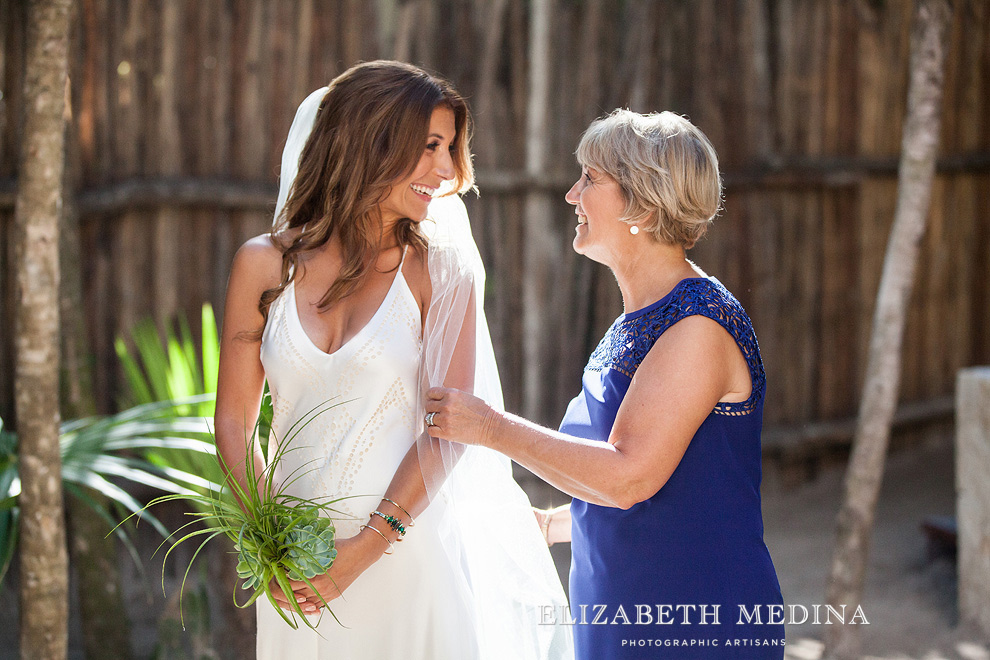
[{"left": 426, "top": 109, "right": 784, "bottom": 659}]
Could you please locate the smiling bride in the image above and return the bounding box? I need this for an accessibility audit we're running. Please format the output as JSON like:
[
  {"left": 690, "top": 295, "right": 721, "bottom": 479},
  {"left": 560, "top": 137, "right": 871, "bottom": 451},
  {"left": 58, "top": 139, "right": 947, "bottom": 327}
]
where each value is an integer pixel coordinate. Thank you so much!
[{"left": 213, "top": 60, "right": 571, "bottom": 660}]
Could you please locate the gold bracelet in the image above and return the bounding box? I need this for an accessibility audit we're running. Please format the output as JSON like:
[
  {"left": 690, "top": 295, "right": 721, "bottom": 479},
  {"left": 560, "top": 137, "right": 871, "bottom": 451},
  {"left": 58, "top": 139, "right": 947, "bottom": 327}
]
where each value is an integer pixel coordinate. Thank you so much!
[
  {"left": 382, "top": 497, "right": 415, "bottom": 527},
  {"left": 541, "top": 510, "right": 553, "bottom": 546},
  {"left": 360, "top": 524, "right": 394, "bottom": 555}
]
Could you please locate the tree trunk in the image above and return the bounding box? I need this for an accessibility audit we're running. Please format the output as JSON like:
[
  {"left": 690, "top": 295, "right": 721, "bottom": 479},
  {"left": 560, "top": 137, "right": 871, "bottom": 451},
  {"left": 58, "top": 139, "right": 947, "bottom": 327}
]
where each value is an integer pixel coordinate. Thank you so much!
[
  {"left": 14, "top": 1, "right": 74, "bottom": 658},
  {"left": 823, "top": 1, "right": 953, "bottom": 658}
]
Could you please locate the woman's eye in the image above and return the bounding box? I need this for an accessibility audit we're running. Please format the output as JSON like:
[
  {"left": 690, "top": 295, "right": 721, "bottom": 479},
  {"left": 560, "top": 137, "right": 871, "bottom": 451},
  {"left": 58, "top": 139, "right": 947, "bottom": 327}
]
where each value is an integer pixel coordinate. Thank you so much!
[{"left": 426, "top": 141, "right": 441, "bottom": 152}]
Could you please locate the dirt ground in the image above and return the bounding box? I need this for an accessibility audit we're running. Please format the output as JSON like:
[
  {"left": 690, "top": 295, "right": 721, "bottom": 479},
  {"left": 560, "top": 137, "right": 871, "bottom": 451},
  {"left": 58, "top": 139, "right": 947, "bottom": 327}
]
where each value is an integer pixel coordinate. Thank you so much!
[{"left": 762, "top": 437, "right": 989, "bottom": 660}]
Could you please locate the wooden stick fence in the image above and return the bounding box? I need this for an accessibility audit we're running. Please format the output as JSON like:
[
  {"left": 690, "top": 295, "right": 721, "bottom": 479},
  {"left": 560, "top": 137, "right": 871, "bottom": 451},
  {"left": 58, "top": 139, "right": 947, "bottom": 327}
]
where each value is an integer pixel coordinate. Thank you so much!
[{"left": 0, "top": 0, "right": 987, "bottom": 468}]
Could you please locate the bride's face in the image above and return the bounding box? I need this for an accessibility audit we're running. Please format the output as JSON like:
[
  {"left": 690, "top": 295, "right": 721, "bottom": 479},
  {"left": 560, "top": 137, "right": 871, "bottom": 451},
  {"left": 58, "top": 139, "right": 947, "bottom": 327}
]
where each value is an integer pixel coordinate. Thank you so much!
[{"left": 379, "top": 105, "right": 456, "bottom": 227}]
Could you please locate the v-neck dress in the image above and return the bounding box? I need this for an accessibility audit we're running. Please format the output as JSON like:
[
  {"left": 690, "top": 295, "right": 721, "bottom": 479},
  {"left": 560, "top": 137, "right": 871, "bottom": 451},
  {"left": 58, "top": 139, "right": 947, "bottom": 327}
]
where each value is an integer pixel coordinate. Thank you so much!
[
  {"left": 561, "top": 277, "right": 784, "bottom": 659},
  {"left": 255, "top": 255, "right": 479, "bottom": 659}
]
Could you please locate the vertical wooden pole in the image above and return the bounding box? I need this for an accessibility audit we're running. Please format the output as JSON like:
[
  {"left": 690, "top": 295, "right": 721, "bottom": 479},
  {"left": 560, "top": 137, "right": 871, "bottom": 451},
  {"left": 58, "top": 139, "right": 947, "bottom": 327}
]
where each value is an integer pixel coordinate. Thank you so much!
[
  {"left": 153, "top": 0, "right": 181, "bottom": 329},
  {"left": 473, "top": 0, "right": 508, "bottom": 166},
  {"left": 956, "top": 367, "right": 990, "bottom": 640},
  {"left": 522, "top": 0, "right": 555, "bottom": 422},
  {"left": 15, "top": 0, "right": 73, "bottom": 657}
]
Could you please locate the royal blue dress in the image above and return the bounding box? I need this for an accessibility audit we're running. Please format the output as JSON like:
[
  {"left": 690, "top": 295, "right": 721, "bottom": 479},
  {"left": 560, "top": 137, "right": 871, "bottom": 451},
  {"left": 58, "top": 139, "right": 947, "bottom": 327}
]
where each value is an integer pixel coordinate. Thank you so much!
[{"left": 560, "top": 277, "right": 785, "bottom": 659}]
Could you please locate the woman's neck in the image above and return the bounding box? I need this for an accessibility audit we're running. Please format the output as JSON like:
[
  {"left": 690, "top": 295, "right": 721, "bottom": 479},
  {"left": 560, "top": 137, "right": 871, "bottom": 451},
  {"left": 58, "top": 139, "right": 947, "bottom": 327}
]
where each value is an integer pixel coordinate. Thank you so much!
[{"left": 610, "top": 240, "right": 704, "bottom": 314}]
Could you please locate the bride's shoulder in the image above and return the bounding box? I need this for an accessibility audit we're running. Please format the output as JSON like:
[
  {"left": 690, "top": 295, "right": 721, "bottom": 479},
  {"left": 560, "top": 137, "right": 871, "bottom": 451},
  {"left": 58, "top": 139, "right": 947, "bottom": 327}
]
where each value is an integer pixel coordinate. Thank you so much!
[{"left": 230, "top": 233, "right": 283, "bottom": 292}]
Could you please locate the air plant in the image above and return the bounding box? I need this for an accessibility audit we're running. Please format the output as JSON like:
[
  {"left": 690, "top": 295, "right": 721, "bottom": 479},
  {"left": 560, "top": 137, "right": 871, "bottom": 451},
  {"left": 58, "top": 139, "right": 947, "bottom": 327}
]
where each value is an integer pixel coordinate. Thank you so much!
[{"left": 123, "top": 399, "right": 350, "bottom": 631}]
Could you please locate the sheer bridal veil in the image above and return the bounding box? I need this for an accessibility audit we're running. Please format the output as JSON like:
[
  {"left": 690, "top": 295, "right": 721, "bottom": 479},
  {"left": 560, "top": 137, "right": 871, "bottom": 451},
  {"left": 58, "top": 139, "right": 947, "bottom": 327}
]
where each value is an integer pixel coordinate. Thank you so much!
[{"left": 274, "top": 87, "right": 572, "bottom": 659}]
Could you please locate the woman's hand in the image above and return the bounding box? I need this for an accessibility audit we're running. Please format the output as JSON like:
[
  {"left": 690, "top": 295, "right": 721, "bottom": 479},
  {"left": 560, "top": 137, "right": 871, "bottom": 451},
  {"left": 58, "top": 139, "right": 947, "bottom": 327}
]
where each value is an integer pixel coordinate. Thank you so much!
[
  {"left": 270, "top": 531, "right": 386, "bottom": 614},
  {"left": 424, "top": 387, "right": 499, "bottom": 446}
]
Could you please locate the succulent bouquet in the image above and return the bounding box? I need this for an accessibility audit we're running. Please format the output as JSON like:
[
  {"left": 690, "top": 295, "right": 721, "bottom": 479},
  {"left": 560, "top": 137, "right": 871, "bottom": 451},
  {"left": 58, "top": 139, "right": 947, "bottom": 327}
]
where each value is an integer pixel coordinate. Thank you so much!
[{"left": 126, "top": 399, "right": 348, "bottom": 631}]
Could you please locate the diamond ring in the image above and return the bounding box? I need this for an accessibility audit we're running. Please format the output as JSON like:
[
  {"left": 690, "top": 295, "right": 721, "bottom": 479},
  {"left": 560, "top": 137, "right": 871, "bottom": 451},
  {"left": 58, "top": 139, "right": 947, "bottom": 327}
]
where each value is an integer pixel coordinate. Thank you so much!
[{"left": 425, "top": 412, "right": 437, "bottom": 427}]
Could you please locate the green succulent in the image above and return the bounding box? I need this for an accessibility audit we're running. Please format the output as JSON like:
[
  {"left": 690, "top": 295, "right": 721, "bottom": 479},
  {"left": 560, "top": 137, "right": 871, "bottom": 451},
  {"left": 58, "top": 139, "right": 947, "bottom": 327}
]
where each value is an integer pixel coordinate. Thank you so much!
[{"left": 284, "top": 516, "right": 337, "bottom": 582}]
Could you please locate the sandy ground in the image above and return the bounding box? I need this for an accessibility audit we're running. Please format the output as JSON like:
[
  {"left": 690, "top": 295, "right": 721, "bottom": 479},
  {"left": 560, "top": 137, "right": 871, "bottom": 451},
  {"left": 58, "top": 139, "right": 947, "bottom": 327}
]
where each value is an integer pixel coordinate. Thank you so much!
[
  {"left": 1, "top": 435, "right": 986, "bottom": 659},
  {"left": 763, "top": 437, "right": 988, "bottom": 660}
]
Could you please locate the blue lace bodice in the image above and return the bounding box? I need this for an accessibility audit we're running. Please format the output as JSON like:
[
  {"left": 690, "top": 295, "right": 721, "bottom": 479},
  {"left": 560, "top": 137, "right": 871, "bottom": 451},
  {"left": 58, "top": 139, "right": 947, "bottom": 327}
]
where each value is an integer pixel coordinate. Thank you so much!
[{"left": 586, "top": 277, "right": 766, "bottom": 416}]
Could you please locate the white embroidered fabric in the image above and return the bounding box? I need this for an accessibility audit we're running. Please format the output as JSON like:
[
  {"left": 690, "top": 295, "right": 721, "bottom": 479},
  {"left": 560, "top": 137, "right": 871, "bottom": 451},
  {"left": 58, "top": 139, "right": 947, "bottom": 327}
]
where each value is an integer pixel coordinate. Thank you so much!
[{"left": 256, "top": 87, "right": 572, "bottom": 659}]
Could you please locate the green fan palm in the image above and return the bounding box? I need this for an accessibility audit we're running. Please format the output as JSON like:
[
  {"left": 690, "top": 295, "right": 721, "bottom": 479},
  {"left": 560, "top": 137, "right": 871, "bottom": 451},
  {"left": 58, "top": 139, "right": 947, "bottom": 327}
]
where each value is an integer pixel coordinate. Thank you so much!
[{"left": 0, "top": 397, "right": 219, "bottom": 588}]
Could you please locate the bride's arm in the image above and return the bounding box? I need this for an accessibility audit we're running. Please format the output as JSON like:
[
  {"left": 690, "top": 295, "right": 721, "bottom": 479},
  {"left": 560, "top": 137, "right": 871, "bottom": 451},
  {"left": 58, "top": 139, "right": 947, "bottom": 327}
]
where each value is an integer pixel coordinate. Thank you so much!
[
  {"left": 215, "top": 237, "right": 279, "bottom": 502},
  {"left": 291, "top": 248, "right": 477, "bottom": 609},
  {"left": 361, "top": 258, "right": 478, "bottom": 531}
]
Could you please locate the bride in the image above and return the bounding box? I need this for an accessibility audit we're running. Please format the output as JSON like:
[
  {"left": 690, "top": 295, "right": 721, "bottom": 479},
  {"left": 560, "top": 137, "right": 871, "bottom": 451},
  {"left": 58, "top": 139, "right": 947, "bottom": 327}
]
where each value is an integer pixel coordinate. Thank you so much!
[{"left": 214, "top": 60, "right": 571, "bottom": 659}]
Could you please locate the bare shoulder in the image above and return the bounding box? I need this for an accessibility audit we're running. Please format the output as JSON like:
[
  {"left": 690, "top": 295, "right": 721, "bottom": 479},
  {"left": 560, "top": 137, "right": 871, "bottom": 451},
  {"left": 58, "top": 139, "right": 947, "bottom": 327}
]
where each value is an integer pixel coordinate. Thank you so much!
[
  {"left": 633, "top": 313, "right": 749, "bottom": 401},
  {"left": 230, "top": 233, "right": 284, "bottom": 292}
]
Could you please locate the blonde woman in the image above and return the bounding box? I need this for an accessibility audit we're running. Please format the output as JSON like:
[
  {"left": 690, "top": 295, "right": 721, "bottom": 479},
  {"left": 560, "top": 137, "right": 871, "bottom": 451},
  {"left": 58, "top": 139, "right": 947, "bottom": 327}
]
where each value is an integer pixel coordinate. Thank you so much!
[{"left": 427, "top": 110, "right": 785, "bottom": 659}]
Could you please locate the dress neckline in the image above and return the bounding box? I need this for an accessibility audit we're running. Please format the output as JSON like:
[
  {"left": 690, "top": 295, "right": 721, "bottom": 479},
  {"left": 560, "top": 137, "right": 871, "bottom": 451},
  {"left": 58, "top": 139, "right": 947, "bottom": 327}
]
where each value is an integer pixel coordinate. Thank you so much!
[
  {"left": 621, "top": 276, "right": 714, "bottom": 322},
  {"left": 288, "top": 247, "right": 410, "bottom": 358}
]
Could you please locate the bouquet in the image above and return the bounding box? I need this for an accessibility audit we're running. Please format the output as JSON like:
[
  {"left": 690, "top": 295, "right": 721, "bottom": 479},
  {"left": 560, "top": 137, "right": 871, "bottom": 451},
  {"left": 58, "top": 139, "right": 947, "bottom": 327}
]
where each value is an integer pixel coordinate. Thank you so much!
[{"left": 123, "top": 399, "right": 348, "bottom": 631}]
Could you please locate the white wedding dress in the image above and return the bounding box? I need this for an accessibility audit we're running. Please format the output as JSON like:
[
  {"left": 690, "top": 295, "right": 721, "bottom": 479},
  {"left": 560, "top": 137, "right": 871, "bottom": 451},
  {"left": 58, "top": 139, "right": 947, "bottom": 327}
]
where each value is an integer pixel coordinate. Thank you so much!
[{"left": 256, "top": 250, "right": 479, "bottom": 659}]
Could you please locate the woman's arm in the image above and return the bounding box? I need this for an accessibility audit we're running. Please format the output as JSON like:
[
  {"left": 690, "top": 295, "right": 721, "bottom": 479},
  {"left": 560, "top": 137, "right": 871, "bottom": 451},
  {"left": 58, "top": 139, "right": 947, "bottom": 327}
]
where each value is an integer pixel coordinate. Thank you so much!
[
  {"left": 427, "top": 315, "right": 751, "bottom": 509},
  {"left": 374, "top": 258, "right": 477, "bottom": 526},
  {"left": 214, "top": 236, "right": 281, "bottom": 499},
  {"left": 290, "top": 250, "right": 478, "bottom": 610},
  {"left": 534, "top": 504, "right": 571, "bottom": 545}
]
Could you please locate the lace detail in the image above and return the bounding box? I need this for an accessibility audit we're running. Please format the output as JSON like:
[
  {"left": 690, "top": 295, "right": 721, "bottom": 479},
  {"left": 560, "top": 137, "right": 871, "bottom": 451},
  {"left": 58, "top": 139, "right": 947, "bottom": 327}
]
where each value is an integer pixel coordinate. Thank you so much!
[{"left": 587, "top": 278, "right": 766, "bottom": 415}]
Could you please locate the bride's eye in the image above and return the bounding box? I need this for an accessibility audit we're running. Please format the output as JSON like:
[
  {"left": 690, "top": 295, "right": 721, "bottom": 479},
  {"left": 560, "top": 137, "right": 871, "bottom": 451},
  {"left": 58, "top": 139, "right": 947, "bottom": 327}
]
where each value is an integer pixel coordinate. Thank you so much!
[{"left": 426, "top": 140, "right": 441, "bottom": 152}]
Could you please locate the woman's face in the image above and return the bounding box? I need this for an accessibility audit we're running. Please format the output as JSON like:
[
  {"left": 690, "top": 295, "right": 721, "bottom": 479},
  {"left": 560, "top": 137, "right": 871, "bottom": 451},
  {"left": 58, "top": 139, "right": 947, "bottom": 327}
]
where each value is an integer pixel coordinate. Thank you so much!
[
  {"left": 565, "top": 166, "right": 630, "bottom": 263},
  {"left": 380, "top": 105, "right": 456, "bottom": 227}
]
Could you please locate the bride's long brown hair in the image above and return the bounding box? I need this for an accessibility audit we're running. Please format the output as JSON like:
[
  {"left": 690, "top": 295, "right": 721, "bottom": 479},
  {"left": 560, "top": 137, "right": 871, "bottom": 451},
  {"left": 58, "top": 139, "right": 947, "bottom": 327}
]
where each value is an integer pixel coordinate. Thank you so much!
[{"left": 257, "top": 60, "right": 474, "bottom": 332}]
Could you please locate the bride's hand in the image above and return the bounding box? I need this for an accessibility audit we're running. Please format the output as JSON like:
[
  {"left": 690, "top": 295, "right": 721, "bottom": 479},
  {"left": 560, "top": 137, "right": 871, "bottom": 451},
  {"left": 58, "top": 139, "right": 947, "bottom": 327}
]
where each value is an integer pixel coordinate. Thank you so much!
[
  {"left": 424, "top": 387, "right": 498, "bottom": 446},
  {"left": 284, "top": 530, "right": 387, "bottom": 612}
]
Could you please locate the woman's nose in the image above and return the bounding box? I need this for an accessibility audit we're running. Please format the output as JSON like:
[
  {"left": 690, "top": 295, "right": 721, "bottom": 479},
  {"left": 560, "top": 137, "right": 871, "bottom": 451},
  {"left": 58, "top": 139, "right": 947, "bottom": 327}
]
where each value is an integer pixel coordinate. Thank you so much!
[
  {"left": 436, "top": 150, "right": 455, "bottom": 180},
  {"left": 565, "top": 179, "right": 581, "bottom": 205}
]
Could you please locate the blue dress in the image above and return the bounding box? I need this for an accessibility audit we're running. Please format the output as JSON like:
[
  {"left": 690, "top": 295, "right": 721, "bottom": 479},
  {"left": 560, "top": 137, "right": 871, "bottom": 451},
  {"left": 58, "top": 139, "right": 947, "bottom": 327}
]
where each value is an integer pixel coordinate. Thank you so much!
[{"left": 560, "top": 277, "right": 785, "bottom": 659}]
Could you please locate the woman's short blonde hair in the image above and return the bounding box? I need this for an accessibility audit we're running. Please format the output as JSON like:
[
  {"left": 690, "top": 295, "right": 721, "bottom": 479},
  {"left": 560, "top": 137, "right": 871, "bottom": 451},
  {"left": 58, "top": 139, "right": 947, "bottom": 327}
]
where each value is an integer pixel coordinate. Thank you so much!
[{"left": 575, "top": 109, "right": 722, "bottom": 249}]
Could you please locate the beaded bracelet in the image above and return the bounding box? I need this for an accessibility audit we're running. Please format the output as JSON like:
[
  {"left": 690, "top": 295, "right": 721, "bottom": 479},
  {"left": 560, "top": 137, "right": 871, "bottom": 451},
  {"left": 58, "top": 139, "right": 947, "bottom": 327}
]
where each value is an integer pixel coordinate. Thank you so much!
[
  {"left": 382, "top": 497, "right": 415, "bottom": 527},
  {"left": 372, "top": 510, "right": 407, "bottom": 538},
  {"left": 360, "top": 524, "right": 394, "bottom": 554}
]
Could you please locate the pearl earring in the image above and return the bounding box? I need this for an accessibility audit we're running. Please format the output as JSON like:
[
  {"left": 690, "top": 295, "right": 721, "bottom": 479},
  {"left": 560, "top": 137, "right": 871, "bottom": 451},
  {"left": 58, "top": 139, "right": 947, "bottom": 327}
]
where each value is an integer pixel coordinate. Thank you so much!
[{"left": 629, "top": 225, "right": 640, "bottom": 235}]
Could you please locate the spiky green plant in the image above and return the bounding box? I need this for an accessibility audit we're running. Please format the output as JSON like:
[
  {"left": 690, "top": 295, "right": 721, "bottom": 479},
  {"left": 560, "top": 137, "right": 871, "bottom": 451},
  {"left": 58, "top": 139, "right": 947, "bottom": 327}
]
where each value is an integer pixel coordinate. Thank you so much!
[
  {"left": 125, "top": 399, "right": 349, "bottom": 632},
  {"left": 0, "top": 397, "right": 218, "bottom": 588}
]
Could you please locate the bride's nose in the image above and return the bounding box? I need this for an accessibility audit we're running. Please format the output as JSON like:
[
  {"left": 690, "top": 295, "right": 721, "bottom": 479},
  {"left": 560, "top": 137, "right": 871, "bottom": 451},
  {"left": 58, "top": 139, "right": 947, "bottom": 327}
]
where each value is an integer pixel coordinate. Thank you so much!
[{"left": 436, "top": 150, "right": 454, "bottom": 181}]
